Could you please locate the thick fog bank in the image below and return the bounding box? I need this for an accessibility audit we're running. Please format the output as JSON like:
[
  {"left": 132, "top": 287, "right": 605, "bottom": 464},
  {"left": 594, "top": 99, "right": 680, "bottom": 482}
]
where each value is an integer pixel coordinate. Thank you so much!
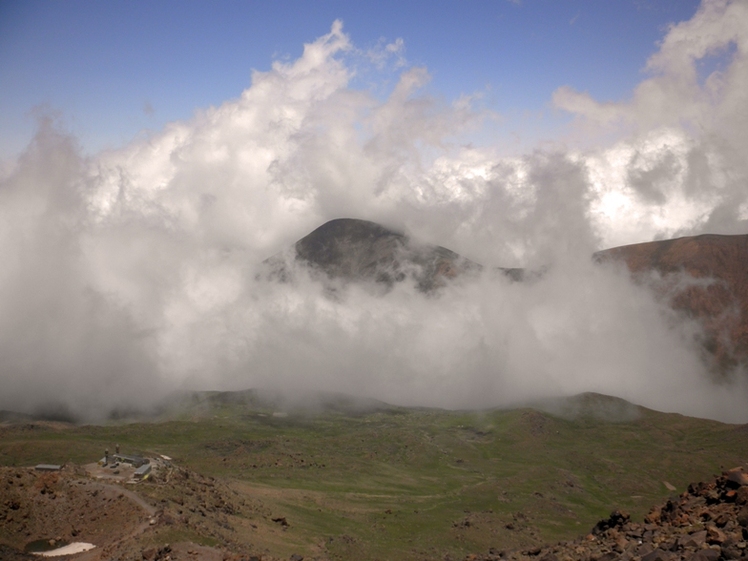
[{"left": 2, "top": 4, "right": 748, "bottom": 422}]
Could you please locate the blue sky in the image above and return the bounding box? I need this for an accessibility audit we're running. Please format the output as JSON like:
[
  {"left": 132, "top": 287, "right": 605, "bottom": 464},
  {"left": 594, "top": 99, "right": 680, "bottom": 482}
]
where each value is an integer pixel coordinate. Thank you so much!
[{"left": 0, "top": 0, "right": 701, "bottom": 158}]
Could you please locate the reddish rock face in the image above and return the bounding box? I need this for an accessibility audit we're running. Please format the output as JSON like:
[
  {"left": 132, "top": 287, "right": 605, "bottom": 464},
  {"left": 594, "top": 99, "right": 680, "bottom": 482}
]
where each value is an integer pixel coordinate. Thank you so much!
[{"left": 597, "top": 234, "right": 748, "bottom": 370}]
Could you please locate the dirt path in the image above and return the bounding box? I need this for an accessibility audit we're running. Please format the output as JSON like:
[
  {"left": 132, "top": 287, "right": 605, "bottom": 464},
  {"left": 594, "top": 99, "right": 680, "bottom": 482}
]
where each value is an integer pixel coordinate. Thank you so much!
[
  {"left": 66, "top": 479, "right": 158, "bottom": 561},
  {"left": 83, "top": 480, "right": 157, "bottom": 516}
]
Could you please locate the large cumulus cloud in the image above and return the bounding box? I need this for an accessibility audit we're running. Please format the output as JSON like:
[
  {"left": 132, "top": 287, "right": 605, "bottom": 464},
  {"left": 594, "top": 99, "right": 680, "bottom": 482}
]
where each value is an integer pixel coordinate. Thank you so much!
[{"left": 1, "top": 5, "right": 748, "bottom": 422}]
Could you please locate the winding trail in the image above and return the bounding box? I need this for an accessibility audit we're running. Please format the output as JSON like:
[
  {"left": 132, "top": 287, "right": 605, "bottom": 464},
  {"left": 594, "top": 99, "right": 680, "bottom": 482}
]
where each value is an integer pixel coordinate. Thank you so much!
[{"left": 67, "top": 467, "right": 159, "bottom": 560}]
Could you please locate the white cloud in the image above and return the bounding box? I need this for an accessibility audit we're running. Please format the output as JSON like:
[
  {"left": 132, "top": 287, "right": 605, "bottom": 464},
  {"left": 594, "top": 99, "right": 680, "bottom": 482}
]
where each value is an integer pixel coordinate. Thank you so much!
[
  {"left": 366, "top": 37, "right": 406, "bottom": 70},
  {"left": 555, "top": 0, "right": 748, "bottom": 133},
  {"left": 555, "top": 0, "right": 748, "bottom": 241},
  {"left": 1, "top": 12, "right": 747, "bottom": 422}
]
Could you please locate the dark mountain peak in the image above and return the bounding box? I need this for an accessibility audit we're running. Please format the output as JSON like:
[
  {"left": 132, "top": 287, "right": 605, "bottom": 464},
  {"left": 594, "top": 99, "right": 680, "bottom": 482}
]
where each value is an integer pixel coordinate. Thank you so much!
[
  {"left": 263, "top": 218, "right": 482, "bottom": 292},
  {"left": 294, "top": 218, "right": 409, "bottom": 276},
  {"left": 299, "top": 217, "right": 403, "bottom": 244}
]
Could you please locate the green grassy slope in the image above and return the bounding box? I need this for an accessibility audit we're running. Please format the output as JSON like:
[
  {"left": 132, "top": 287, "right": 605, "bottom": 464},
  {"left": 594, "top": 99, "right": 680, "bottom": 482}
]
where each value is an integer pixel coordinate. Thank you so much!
[{"left": 1, "top": 392, "right": 746, "bottom": 560}]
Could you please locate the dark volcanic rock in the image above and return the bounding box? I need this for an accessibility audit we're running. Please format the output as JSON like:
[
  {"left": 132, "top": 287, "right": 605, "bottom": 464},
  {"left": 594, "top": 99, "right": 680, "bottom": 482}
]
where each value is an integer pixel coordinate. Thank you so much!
[
  {"left": 263, "top": 218, "right": 483, "bottom": 292},
  {"left": 592, "top": 510, "right": 630, "bottom": 535}
]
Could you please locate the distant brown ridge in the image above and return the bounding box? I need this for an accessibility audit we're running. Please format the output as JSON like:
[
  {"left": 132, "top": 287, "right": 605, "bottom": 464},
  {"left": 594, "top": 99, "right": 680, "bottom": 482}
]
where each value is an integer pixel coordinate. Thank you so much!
[
  {"left": 596, "top": 234, "right": 748, "bottom": 370},
  {"left": 266, "top": 220, "right": 748, "bottom": 369}
]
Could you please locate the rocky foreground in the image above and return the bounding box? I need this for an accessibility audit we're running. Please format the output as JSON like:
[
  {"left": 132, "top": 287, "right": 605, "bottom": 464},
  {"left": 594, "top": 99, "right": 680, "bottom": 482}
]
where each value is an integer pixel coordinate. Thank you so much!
[
  {"left": 1, "top": 463, "right": 747, "bottom": 560},
  {"left": 472, "top": 466, "right": 748, "bottom": 561}
]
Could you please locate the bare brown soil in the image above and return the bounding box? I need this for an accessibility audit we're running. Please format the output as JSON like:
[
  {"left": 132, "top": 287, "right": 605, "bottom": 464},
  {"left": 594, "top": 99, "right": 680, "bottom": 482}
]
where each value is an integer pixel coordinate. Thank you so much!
[
  {"left": 0, "top": 463, "right": 285, "bottom": 561},
  {"left": 0, "top": 464, "right": 148, "bottom": 559}
]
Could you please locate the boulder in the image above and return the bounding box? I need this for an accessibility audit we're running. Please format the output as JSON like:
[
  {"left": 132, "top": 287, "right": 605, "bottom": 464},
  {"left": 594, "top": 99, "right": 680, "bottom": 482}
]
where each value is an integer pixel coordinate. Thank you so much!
[
  {"left": 641, "top": 549, "right": 673, "bottom": 561},
  {"left": 687, "top": 548, "right": 720, "bottom": 561},
  {"left": 678, "top": 530, "right": 707, "bottom": 549},
  {"left": 592, "top": 511, "right": 631, "bottom": 535},
  {"left": 725, "top": 469, "right": 748, "bottom": 488}
]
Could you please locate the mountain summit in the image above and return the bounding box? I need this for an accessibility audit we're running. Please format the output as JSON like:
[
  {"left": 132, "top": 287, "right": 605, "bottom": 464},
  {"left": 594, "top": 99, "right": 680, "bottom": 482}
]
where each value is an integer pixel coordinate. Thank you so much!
[
  {"left": 264, "top": 218, "right": 748, "bottom": 369},
  {"left": 263, "top": 218, "right": 482, "bottom": 292}
]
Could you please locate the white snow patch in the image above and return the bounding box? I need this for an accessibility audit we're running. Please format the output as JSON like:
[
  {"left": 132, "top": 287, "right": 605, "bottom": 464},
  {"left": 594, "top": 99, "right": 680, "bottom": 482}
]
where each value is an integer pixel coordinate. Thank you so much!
[{"left": 33, "top": 542, "right": 96, "bottom": 556}]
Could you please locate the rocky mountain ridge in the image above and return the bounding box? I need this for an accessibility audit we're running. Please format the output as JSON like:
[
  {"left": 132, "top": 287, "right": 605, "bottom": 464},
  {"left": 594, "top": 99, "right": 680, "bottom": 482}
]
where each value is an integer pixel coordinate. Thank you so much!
[
  {"left": 264, "top": 218, "right": 748, "bottom": 368},
  {"left": 261, "top": 218, "right": 522, "bottom": 292}
]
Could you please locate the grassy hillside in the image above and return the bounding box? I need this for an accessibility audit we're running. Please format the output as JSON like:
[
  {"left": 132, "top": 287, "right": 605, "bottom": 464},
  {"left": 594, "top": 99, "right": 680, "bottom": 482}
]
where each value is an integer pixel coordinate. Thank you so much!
[{"left": 1, "top": 392, "right": 746, "bottom": 560}]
